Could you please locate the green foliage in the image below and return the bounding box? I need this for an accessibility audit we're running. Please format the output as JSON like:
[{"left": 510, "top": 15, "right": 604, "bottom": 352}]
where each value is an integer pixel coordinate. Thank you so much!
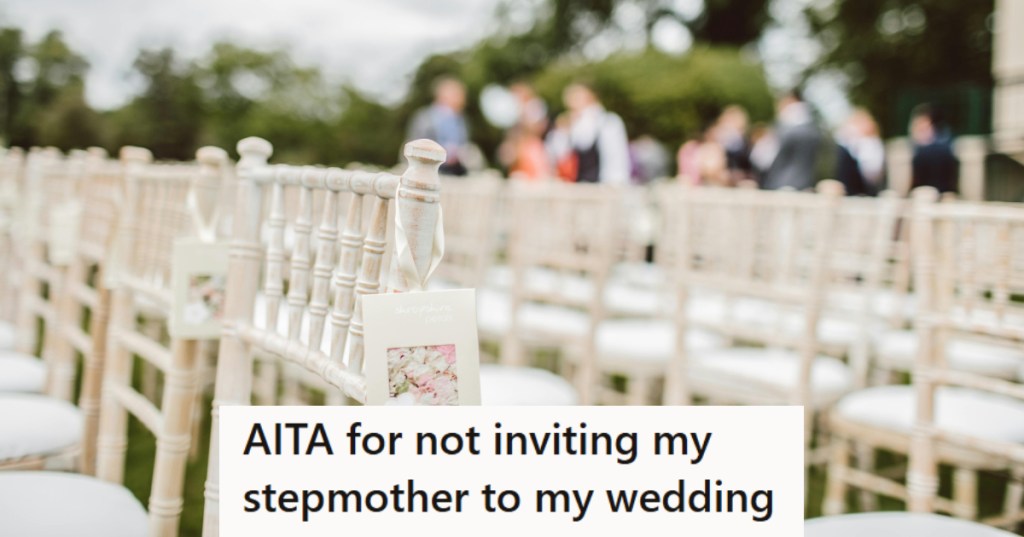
[
  {"left": 108, "top": 48, "right": 205, "bottom": 160},
  {"left": 36, "top": 83, "right": 105, "bottom": 149},
  {"left": 806, "top": 0, "right": 994, "bottom": 136},
  {"left": 533, "top": 46, "right": 775, "bottom": 150},
  {"left": 0, "top": 0, "right": 778, "bottom": 165}
]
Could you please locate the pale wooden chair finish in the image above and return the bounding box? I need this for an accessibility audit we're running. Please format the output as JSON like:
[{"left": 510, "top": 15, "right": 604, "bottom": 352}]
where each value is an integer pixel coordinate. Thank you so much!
[
  {"left": 202, "top": 137, "right": 445, "bottom": 536},
  {"left": 907, "top": 189, "right": 1024, "bottom": 529},
  {"left": 499, "top": 182, "right": 619, "bottom": 405},
  {"left": 95, "top": 146, "right": 230, "bottom": 537}
]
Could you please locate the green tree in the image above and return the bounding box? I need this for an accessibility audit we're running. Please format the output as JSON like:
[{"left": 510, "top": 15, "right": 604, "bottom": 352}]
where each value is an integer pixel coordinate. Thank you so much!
[
  {"left": 806, "top": 0, "right": 995, "bottom": 136},
  {"left": 0, "top": 28, "right": 23, "bottom": 145},
  {"left": 111, "top": 48, "right": 204, "bottom": 159},
  {"left": 5, "top": 30, "right": 90, "bottom": 146},
  {"left": 36, "top": 82, "right": 104, "bottom": 149},
  {"left": 534, "top": 46, "right": 775, "bottom": 152}
]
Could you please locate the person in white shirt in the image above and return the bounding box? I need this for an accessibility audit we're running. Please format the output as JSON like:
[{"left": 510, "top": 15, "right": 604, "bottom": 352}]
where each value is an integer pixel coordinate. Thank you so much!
[{"left": 550, "top": 83, "right": 631, "bottom": 184}]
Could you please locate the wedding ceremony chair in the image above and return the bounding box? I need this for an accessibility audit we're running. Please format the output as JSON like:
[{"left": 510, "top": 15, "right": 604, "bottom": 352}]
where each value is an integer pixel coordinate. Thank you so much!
[
  {"left": 0, "top": 147, "right": 75, "bottom": 394},
  {"left": 202, "top": 136, "right": 447, "bottom": 536},
  {"left": 0, "top": 147, "right": 133, "bottom": 473},
  {"left": 0, "top": 146, "right": 230, "bottom": 537},
  {"left": 657, "top": 181, "right": 853, "bottom": 461},
  {"left": 0, "top": 146, "right": 26, "bottom": 349},
  {"left": 824, "top": 188, "right": 1024, "bottom": 527},
  {"left": 432, "top": 174, "right": 578, "bottom": 406},
  {"left": 495, "top": 181, "right": 621, "bottom": 405},
  {"left": 867, "top": 196, "right": 1024, "bottom": 384}
]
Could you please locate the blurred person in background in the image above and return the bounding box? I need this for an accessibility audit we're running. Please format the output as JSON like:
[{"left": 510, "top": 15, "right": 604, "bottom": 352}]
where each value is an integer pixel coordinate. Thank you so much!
[
  {"left": 834, "top": 108, "right": 885, "bottom": 196},
  {"left": 547, "top": 82, "right": 630, "bottom": 184},
  {"left": 762, "top": 89, "right": 821, "bottom": 190},
  {"left": 676, "top": 125, "right": 728, "bottom": 187},
  {"left": 909, "top": 103, "right": 959, "bottom": 194},
  {"left": 407, "top": 76, "right": 471, "bottom": 176},
  {"left": 498, "top": 83, "right": 552, "bottom": 180},
  {"left": 748, "top": 123, "right": 778, "bottom": 186},
  {"left": 629, "top": 135, "right": 669, "bottom": 184},
  {"left": 714, "top": 105, "right": 753, "bottom": 184}
]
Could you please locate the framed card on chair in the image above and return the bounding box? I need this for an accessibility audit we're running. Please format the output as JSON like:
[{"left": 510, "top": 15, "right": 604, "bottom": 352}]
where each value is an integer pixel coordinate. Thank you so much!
[
  {"left": 363, "top": 288, "right": 481, "bottom": 406},
  {"left": 169, "top": 237, "right": 229, "bottom": 339}
]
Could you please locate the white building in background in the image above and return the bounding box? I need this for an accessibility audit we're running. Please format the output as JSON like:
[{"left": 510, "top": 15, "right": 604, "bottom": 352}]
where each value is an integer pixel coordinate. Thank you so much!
[{"left": 994, "top": 0, "right": 1024, "bottom": 161}]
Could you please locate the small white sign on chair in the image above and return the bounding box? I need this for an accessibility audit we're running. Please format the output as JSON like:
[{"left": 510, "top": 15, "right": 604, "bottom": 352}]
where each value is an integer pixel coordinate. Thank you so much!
[
  {"left": 169, "top": 237, "right": 229, "bottom": 339},
  {"left": 363, "top": 288, "right": 481, "bottom": 406}
]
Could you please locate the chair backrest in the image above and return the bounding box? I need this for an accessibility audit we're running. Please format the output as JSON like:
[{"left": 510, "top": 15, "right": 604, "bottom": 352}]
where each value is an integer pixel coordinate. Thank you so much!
[
  {"left": 14, "top": 147, "right": 81, "bottom": 356},
  {"left": 94, "top": 145, "right": 231, "bottom": 537},
  {"left": 822, "top": 191, "right": 904, "bottom": 380},
  {"left": 0, "top": 147, "right": 25, "bottom": 322},
  {"left": 434, "top": 173, "right": 502, "bottom": 288},
  {"left": 40, "top": 148, "right": 131, "bottom": 476},
  {"left": 660, "top": 181, "right": 844, "bottom": 405},
  {"left": 201, "top": 137, "right": 445, "bottom": 536},
  {"left": 907, "top": 188, "right": 1024, "bottom": 516},
  {"left": 501, "top": 181, "right": 620, "bottom": 403}
]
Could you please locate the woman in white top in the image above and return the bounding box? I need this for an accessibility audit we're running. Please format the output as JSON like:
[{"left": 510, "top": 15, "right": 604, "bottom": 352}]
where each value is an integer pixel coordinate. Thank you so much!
[{"left": 549, "top": 83, "right": 631, "bottom": 184}]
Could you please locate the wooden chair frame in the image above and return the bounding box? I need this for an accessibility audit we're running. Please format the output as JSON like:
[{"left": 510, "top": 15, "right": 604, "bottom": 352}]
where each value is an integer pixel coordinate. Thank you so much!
[{"left": 202, "top": 137, "right": 445, "bottom": 536}]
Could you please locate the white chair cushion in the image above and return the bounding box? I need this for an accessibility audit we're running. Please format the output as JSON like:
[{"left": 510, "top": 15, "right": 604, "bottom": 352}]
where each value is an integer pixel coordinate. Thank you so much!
[
  {"left": 603, "top": 282, "right": 665, "bottom": 318},
  {"left": 0, "top": 472, "right": 148, "bottom": 537},
  {"left": 595, "top": 319, "right": 725, "bottom": 366},
  {"left": 479, "top": 364, "right": 578, "bottom": 405},
  {"left": 0, "top": 351, "right": 46, "bottom": 393},
  {"left": 875, "top": 329, "right": 1024, "bottom": 379},
  {"left": 0, "top": 395, "right": 82, "bottom": 462},
  {"left": 482, "top": 267, "right": 667, "bottom": 318},
  {"left": 0, "top": 320, "right": 16, "bottom": 350},
  {"left": 806, "top": 512, "right": 1017, "bottom": 537},
  {"left": 611, "top": 262, "right": 665, "bottom": 289},
  {"left": 688, "top": 347, "right": 854, "bottom": 405},
  {"left": 835, "top": 385, "right": 1024, "bottom": 443},
  {"left": 476, "top": 288, "right": 589, "bottom": 340},
  {"left": 828, "top": 289, "right": 916, "bottom": 321}
]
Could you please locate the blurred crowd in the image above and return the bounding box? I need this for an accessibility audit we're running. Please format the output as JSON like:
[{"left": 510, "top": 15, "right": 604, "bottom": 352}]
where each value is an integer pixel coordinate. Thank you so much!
[{"left": 407, "top": 76, "right": 962, "bottom": 196}]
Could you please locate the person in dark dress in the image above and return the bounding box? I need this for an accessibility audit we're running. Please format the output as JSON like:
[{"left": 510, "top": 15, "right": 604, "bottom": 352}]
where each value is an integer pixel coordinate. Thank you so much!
[{"left": 909, "top": 104, "right": 959, "bottom": 194}]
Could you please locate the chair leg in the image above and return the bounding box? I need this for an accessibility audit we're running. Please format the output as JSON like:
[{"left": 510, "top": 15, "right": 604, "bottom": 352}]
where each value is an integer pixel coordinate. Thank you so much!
[
  {"left": 189, "top": 341, "right": 213, "bottom": 461},
  {"left": 626, "top": 374, "right": 652, "bottom": 406},
  {"left": 823, "top": 437, "right": 850, "bottom": 516},
  {"left": 140, "top": 317, "right": 163, "bottom": 400},
  {"left": 952, "top": 467, "right": 979, "bottom": 520},
  {"left": 1001, "top": 465, "right": 1024, "bottom": 529},
  {"left": 855, "top": 444, "right": 879, "bottom": 511}
]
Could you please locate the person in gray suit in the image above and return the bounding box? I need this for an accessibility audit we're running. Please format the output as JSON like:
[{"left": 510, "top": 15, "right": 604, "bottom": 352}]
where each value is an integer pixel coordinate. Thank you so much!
[{"left": 762, "top": 90, "right": 822, "bottom": 191}]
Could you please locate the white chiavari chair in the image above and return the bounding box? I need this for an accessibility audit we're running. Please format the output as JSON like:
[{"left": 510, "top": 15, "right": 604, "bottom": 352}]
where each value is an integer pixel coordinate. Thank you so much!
[
  {"left": 432, "top": 172, "right": 502, "bottom": 290},
  {"left": 0, "top": 147, "right": 131, "bottom": 473},
  {"left": 201, "top": 137, "right": 447, "bottom": 536},
  {"left": 433, "top": 174, "right": 579, "bottom": 405},
  {"left": 0, "top": 146, "right": 26, "bottom": 348},
  {"left": 660, "top": 181, "right": 852, "bottom": 458},
  {"left": 0, "top": 148, "right": 71, "bottom": 394},
  {"left": 868, "top": 194, "right": 1024, "bottom": 383},
  {"left": 824, "top": 188, "right": 1024, "bottom": 527},
  {"left": 495, "top": 182, "right": 622, "bottom": 405},
  {"left": 0, "top": 146, "right": 231, "bottom": 537}
]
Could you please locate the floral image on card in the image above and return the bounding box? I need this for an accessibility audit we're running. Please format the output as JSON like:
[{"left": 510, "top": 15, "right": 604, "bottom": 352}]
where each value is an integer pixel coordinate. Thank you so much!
[
  {"left": 386, "top": 344, "right": 458, "bottom": 405},
  {"left": 183, "top": 274, "right": 226, "bottom": 326}
]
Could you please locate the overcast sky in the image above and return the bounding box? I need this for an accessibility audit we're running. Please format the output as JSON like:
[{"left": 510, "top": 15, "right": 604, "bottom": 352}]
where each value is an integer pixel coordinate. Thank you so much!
[
  {"left": 0, "top": 0, "right": 851, "bottom": 124},
  {"left": 0, "top": 0, "right": 507, "bottom": 109}
]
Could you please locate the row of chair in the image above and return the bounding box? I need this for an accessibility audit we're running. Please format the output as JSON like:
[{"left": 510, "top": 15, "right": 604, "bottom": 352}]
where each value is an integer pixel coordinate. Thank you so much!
[
  {"left": 0, "top": 137, "right": 1022, "bottom": 535},
  {"left": 0, "top": 138, "right": 455, "bottom": 536},
  {"left": 434, "top": 175, "right": 1024, "bottom": 532}
]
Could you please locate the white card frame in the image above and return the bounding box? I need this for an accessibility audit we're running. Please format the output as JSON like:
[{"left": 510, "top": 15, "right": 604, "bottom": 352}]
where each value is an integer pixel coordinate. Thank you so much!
[
  {"left": 169, "top": 237, "right": 229, "bottom": 339},
  {"left": 363, "top": 288, "right": 481, "bottom": 406}
]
